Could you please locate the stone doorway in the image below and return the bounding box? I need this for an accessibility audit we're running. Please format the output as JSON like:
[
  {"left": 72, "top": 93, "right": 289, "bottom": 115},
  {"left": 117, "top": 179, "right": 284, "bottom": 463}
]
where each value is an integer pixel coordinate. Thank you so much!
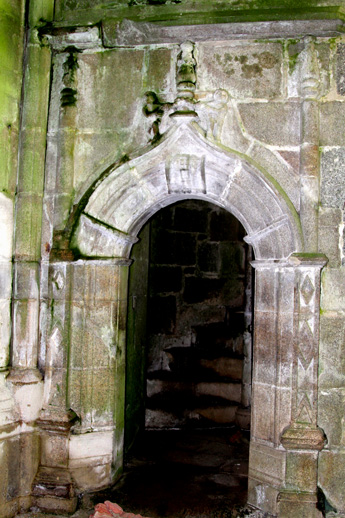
[
  {"left": 126, "top": 199, "right": 253, "bottom": 445},
  {"left": 65, "top": 114, "right": 323, "bottom": 518},
  {"left": 122, "top": 199, "right": 253, "bottom": 516}
]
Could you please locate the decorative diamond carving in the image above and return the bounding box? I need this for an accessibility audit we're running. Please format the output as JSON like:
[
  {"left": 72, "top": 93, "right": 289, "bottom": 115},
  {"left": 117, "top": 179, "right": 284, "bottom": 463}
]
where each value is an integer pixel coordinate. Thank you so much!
[
  {"left": 300, "top": 274, "right": 315, "bottom": 305},
  {"left": 52, "top": 270, "right": 65, "bottom": 291}
]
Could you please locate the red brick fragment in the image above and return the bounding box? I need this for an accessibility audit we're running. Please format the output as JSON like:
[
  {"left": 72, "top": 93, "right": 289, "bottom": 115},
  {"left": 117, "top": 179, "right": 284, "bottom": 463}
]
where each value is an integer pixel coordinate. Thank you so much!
[
  {"left": 94, "top": 503, "right": 113, "bottom": 515},
  {"left": 90, "top": 501, "right": 152, "bottom": 518},
  {"left": 105, "top": 501, "right": 124, "bottom": 515}
]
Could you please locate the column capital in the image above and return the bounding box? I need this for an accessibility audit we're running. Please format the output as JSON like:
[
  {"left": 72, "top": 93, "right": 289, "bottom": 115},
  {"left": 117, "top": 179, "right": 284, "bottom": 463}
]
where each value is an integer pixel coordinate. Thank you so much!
[{"left": 281, "top": 424, "right": 326, "bottom": 451}]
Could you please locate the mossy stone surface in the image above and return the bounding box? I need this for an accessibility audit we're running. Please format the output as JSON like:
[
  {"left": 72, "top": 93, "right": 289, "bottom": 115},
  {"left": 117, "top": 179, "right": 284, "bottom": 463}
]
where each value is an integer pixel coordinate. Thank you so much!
[{"left": 54, "top": 0, "right": 345, "bottom": 26}]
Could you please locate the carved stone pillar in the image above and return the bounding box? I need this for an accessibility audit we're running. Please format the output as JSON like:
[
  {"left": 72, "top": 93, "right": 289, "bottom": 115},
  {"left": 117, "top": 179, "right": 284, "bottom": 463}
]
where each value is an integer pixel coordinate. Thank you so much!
[
  {"left": 279, "top": 254, "right": 327, "bottom": 518},
  {"left": 248, "top": 254, "right": 327, "bottom": 518},
  {"left": 299, "top": 36, "right": 321, "bottom": 252},
  {"left": 32, "top": 261, "right": 78, "bottom": 513},
  {"left": 66, "top": 259, "right": 130, "bottom": 490}
]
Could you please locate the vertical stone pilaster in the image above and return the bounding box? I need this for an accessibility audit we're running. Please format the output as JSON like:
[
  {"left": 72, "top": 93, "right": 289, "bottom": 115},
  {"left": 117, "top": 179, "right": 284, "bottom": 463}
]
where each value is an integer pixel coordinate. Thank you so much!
[
  {"left": 67, "top": 260, "right": 130, "bottom": 487},
  {"left": 9, "top": 27, "right": 52, "bottom": 392},
  {"left": 248, "top": 260, "right": 294, "bottom": 517},
  {"left": 34, "top": 258, "right": 131, "bottom": 507},
  {"left": 248, "top": 254, "right": 327, "bottom": 518},
  {"left": 299, "top": 36, "right": 321, "bottom": 253},
  {"left": 33, "top": 261, "right": 78, "bottom": 514},
  {"left": 39, "top": 259, "right": 129, "bottom": 497},
  {"left": 279, "top": 254, "right": 327, "bottom": 518}
]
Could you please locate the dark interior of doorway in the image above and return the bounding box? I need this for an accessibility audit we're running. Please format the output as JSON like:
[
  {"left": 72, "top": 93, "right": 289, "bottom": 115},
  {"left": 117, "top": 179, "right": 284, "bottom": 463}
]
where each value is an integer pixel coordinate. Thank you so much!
[{"left": 121, "top": 200, "right": 253, "bottom": 518}]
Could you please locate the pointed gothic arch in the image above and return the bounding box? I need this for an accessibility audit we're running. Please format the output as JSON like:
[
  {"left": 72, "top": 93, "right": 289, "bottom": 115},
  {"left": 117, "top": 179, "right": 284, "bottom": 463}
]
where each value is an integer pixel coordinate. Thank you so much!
[{"left": 71, "top": 120, "right": 303, "bottom": 262}]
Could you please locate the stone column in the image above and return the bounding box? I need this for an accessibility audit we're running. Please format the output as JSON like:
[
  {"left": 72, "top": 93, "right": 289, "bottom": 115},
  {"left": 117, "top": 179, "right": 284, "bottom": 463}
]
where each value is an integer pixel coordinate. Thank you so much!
[
  {"left": 248, "top": 259, "right": 295, "bottom": 517},
  {"left": 67, "top": 260, "right": 130, "bottom": 489},
  {"left": 33, "top": 258, "right": 130, "bottom": 512},
  {"left": 299, "top": 36, "right": 321, "bottom": 253},
  {"left": 248, "top": 254, "right": 327, "bottom": 518},
  {"left": 32, "top": 261, "right": 78, "bottom": 514},
  {"left": 279, "top": 254, "right": 327, "bottom": 518},
  {"left": 8, "top": 25, "right": 52, "bottom": 398}
]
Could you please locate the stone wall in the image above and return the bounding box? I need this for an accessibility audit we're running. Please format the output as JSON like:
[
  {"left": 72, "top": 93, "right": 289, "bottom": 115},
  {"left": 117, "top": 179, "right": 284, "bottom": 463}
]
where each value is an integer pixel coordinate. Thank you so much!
[{"left": 1, "top": 2, "right": 345, "bottom": 516}]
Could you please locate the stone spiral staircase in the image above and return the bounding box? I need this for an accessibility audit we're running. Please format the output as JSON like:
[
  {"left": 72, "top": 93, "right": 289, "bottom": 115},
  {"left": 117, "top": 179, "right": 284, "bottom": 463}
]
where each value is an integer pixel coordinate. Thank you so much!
[{"left": 145, "top": 322, "right": 245, "bottom": 429}]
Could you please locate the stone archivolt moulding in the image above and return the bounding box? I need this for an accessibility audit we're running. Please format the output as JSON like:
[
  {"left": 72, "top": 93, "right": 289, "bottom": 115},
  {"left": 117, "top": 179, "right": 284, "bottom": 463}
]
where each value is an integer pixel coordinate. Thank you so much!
[{"left": 72, "top": 118, "right": 303, "bottom": 262}]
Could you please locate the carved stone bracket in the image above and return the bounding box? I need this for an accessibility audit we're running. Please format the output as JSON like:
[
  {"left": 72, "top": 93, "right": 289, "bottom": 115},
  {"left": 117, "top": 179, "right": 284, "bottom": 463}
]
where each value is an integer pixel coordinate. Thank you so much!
[{"left": 142, "top": 40, "right": 230, "bottom": 143}]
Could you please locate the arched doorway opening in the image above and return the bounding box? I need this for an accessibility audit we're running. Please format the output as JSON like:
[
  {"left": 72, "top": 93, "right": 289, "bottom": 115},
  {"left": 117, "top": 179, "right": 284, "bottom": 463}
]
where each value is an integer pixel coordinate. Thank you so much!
[
  {"left": 122, "top": 199, "right": 253, "bottom": 516},
  {"left": 69, "top": 120, "right": 323, "bottom": 518}
]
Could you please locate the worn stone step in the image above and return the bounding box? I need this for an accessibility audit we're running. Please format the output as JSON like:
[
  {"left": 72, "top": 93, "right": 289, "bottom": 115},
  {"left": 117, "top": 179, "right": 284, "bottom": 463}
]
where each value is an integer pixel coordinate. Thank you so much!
[
  {"left": 146, "top": 392, "right": 239, "bottom": 413},
  {"left": 195, "top": 405, "right": 238, "bottom": 424},
  {"left": 147, "top": 378, "right": 241, "bottom": 403},
  {"left": 147, "top": 363, "right": 243, "bottom": 383},
  {"left": 164, "top": 347, "right": 243, "bottom": 380},
  {"left": 145, "top": 401, "right": 239, "bottom": 429}
]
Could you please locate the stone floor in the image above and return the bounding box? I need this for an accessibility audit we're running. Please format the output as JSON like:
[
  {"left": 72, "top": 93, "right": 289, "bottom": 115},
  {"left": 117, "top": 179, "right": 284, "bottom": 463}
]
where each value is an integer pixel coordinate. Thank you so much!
[{"left": 18, "top": 427, "right": 250, "bottom": 518}]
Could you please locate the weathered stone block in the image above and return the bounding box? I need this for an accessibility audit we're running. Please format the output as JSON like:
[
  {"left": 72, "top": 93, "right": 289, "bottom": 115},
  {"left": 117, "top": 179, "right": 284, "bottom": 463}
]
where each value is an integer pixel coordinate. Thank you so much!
[
  {"left": 90, "top": 370, "right": 117, "bottom": 423},
  {"left": 321, "top": 148, "right": 345, "bottom": 209},
  {"left": 17, "top": 130, "right": 46, "bottom": 195},
  {"left": 20, "top": 433, "right": 40, "bottom": 497},
  {"left": 77, "top": 49, "right": 144, "bottom": 131},
  {"left": 285, "top": 451, "right": 318, "bottom": 492},
  {"left": 321, "top": 268, "right": 345, "bottom": 311},
  {"left": 0, "top": 299, "right": 11, "bottom": 368},
  {"left": 319, "top": 449, "right": 345, "bottom": 512},
  {"left": 239, "top": 102, "right": 300, "bottom": 146},
  {"left": 251, "top": 382, "right": 275, "bottom": 442},
  {"left": 0, "top": 194, "right": 13, "bottom": 261},
  {"left": 6, "top": 436, "right": 21, "bottom": 500},
  {"left": 150, "top": 266, "right": 182, "bottom": 294},
  {"left": 336, "top": 44, "right": 345, "bottom": 96},
  {"left": 319, "top": 312, "right": 345, "bottom": 390},
  {"left": 12, "top": 299, "right": 39, "bottom": 368},
  {"left": 0, "top": 126, "right": 18, "bottom": 195},
  {"left": 197, "top": 42, "right": 283, "bottom": 99},
  {"left": 248, "top": 142, "right": 300, "bottom": 211},
  {"left": 73, "top": 131, "right": 125, "bottom": 199},
  {"left": 318, "top": 207, "right": 342, "bottom": 268},
  {"left": 145, "top": 48, "right": 175, "bottom": 96},
  {"left": 151, "top": 231, "right": 196, "bottom": 266},
  {"left": 197, "top": 241, "right": 219, "bottom": 273},
  {"left": 12, "top": 380, "right": 43, "bottom": 423},
  {"left": 248, "top": 443, "right": 286, "bottom": 515},
  {"left": 183, "top": 276, "right": 223, "bottom": 304},
  {"left": 0, "top": 263, "right": 12, "bottom": 300},
  {"left": 41, "top": 433, "right": 69, "bottom": 469},
  {"left": 14, "top": 192, "right": 43, "bottom": 260},
  {"left": 320, "top": 102, "right": 345, "bottom": 147},
  {"left": 13, "top": 261, "right": 39, "bottom": 300},
  {"left": 318, "top": 387, "right": 345, "bottom": 447},
  {"left": 71, "top": 262, "right": 119, "bottom": 303}
]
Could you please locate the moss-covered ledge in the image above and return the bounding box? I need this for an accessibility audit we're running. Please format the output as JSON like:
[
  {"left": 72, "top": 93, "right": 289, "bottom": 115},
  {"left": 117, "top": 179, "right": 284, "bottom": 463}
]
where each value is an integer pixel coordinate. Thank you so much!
[
  {"left": 53, "top": 0, "right": 345, "bottom": 27},
  {"left": 37, "top": 16, "right": 345, "bottom": 51}
]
